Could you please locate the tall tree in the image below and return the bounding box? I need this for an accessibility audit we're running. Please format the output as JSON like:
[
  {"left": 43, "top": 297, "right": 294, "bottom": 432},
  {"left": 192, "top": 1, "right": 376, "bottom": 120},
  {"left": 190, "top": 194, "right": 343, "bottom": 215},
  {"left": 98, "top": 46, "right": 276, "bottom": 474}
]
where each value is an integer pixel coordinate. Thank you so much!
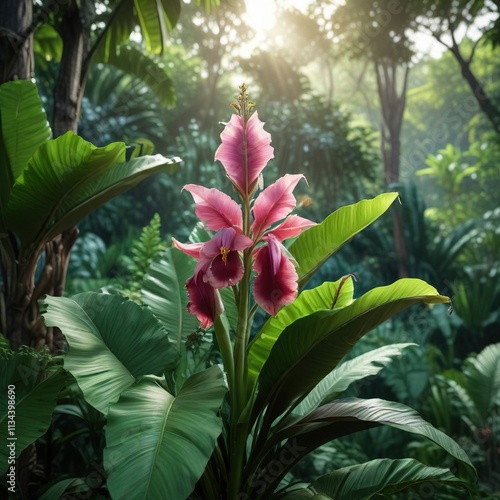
[
  {"left": 314, "top": 0, "right": 418, "bottom": 277},
  {"left": 413, "top": 0, "right": 500, "bottom": 133}
]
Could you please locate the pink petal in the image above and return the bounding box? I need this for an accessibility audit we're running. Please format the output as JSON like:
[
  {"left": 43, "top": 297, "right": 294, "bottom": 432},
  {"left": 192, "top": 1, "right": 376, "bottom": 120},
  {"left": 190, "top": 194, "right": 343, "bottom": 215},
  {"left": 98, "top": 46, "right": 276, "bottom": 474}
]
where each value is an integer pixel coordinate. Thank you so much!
[
  {"left": 183, "top": 184, "right": 242, "bottom": 231},
  {"left": 214, "top": 112, "right": 274, "bottom": 196},
  {"left": 270, "top": 215, "right": 316, "bottom": 241},
  {"left": 253, "top": 236, "right": 298, "bottom": 316},
  {"left": 172, "top": 238, "right": 204, "bottom": 259},
  {"left": 201, "top": 228, "right": 253, "bottom": 288},
  {"left": 186, "top": 273, "right": 224, "bottom": 329},
  {"left": 251, "top": 174, "right": 305, "bottom": 240},
  {"left": 201, "top": 228, "right": 253, "bottom": 258}
]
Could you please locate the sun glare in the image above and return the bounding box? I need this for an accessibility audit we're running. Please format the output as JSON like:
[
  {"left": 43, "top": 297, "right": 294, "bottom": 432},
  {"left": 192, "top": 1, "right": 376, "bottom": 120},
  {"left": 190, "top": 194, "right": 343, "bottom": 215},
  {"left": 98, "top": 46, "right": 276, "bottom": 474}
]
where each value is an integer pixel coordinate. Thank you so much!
[
  {"left": 244, "top": 0, "right": 312, "bottom": 35},
  {"left": 244, "top": 0, "right": 278, "bottom": 32}
]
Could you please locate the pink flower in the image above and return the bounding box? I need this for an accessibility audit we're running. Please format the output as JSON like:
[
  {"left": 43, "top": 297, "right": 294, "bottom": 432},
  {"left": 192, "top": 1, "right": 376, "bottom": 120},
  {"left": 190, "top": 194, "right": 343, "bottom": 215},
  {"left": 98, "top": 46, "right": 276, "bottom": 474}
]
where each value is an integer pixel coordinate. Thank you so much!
[
  {"left": 253, "top": 235, "right": 299, "bottom": 316},
  {"left": 185, "top": 272, "right": 223, "bottom": 329},
  {"left": 198, "top": 228, "right": 253, "bottom": 288},
  {"left": 214, "top": 112, "right": 274, "bottom": 197}
]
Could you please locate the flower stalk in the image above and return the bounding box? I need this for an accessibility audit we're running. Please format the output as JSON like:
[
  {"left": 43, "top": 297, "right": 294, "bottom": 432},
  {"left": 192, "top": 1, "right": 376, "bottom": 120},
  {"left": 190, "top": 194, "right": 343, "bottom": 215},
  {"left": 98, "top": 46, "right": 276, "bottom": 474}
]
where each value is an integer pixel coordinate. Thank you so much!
[{"left": 173, "top": 85, "right": 316, "bottom": 497}]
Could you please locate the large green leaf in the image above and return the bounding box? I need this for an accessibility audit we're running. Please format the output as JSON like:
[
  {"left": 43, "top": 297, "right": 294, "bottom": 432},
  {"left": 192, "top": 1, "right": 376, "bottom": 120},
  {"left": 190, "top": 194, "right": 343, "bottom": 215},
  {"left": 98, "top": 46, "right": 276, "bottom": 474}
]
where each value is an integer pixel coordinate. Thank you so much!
[
  {"left": 289, "top": 193, "right": 398, "bottom": 287},
  {"left": 0, "top": 350, "right": 65, "bottom": 473},
  {"left": 6, "top": 132, "right": 125, "bottom": 247},
  {"left": 293, "top": 343, "right": 416, "bottom": 416},
  {"left": 463, "top": 342, "right": 500, "bottom": 420},
  {"left": 247, "top": 278, "right": 355, "bottom": 394},
  {"left": 104, "top": 367, "right": 227, "bottom": 500},
  {"left": 44, "top": 153, "right": 180, "bottom": 243},
  {"left": 313, "top": 458, "right": 467, "bottom": 499},
  {"left": 6, "top": 129, "right": 179, "bottom": 248},
  {"left": 253, "top": 279, "right": 449, "bottom": 424},
  {"left": 42, "top": 293, "right": 177, "bottom": 414},
  {"left": 0, "top": 80, "right": 51, "bottom": 181},
  {"left": 141, "top": 247, "right": 198, "bottom": 352}
]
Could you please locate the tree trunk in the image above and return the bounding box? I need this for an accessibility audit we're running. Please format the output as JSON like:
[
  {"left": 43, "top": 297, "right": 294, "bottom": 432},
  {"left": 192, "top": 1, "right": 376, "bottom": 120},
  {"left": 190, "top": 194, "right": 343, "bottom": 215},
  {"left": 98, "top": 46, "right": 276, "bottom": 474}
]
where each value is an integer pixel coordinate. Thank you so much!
[
  {"left": 52, "top": 0, "right": 87, "bottom": 136},
  {"left": 449, "top": 43, "right": 500, "bottom": 133},
  {"left": 0, "top": 0, "right": 34, "bottom": 82},
  {"left": 375, "top": 60, "right": 409, "bottom": 278},
  {"left": 5, "top": 229, "right": 79, "bottom": 350}
]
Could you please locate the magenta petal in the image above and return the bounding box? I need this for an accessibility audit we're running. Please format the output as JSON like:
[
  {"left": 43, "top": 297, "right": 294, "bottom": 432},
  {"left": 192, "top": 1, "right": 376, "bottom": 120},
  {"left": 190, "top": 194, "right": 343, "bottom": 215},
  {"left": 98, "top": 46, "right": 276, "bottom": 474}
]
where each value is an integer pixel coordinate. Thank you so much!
[
  {"left": 214, "top": 112, "right": 274, "bottom": 196},
  {"left": 186, "top": 273, "right": 224, "bottom": 329},
  {"left": 183, "top": 184, "right": 243, "bottom": 231},
  {"left": 206, "top": 251, "right": 244, "bottom": 288},
  {"left": 270, "top": 215, "right": 316, "bottom": 242},
  {"left": 172, "top": 238, "right": 204, "bottom": 259},
  {"left": 253, "top": 236, "right": 298, "bottom": 316},
  {"left": 251, "top": 174, "right": 305, "bottom": 240}
]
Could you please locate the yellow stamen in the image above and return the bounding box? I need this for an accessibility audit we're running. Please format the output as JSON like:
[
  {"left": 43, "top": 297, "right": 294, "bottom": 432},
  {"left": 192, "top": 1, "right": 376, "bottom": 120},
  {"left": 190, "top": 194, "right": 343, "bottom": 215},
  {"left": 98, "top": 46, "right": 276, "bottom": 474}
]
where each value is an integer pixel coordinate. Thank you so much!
[{"left": 220, "top": 246, "right": 230, "bottom": 264}]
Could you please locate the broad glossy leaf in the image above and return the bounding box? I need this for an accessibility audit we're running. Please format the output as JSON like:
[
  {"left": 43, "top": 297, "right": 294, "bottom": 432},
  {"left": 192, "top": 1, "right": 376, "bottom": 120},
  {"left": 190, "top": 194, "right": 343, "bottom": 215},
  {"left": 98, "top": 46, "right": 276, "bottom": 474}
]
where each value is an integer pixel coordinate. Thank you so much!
[
  {"left": 0, "top": 80, "right": 51, "bottom": 180},
  {"left": 248, "top": 278, "right": 354, "bottom": 394},
  {"left": 43, "top": 153, "right": 180, "bottom": 244},
  {"left": 141, "top": 247, "right": 198, "bottom": 352},
  {"left": 42, "top": 293, "right": 177, "bottom": 414},
  {"left": 293, "top": 343, "right": 416, "bottom": 416},
  {"left": 254, "top": 279, "right": 449, "bottom": 423},
  {"left": 0, "top": 353, "right": 65, "bottom": 473},
  {"left": 7, "top": 132, "right": 125, "bottom": 246},
  {"left": 104, "top": 367, "right": 227, "bottom": 500},
  {"left": 289, "top": 193, "right": 398, "bottom": 287},
  {"left": 313, "top": 458, "right": 467, "bottom": 499}
]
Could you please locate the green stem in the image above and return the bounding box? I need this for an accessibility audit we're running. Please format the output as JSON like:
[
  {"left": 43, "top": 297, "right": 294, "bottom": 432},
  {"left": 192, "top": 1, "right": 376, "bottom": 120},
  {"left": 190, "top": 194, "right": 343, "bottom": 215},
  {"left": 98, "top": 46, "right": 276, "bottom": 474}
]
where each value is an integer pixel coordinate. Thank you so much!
[{"left": 228, "top": 197, "right": 253, "bottom": 498}]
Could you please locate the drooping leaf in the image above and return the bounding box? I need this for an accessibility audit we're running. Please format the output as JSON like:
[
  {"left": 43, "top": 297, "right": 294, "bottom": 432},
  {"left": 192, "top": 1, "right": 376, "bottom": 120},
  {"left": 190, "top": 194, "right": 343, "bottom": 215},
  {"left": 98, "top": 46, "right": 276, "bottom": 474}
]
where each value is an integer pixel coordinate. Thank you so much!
[
  {"left": 95, "top": 0, "right": 181, "bottom": 61},
  {"left": 104, "top": 43, "right": 176, "bottom": 106},
  {"left": 0, "top": 80, "right": 51, "bottom": 181},
  {"left": 289, "top": 193, "right": 398, "bottom": 287},
  {"left": 34, "top": 23, "right": 63, "bottom": 63},
  {"left": 104, "top": 367, "right": 227, "bottom": 500},
  {"left": 249, "top": 397, "right": 474, "bottom": 498},
  {"left": 247, "top": 278, "right": 355, "bottom": 394},
  {"left": 253, "top": 279, "right": 449, "bottom": 424},
  {"left": 463, "top": 342, "right": 500, "bottom": 420},
  {"left": 293, "top": 343, "right": 416, "bottom": 416},
  {"left": 141, "top": 247, "right": 199, "bottom": 352},
  {"left": 42, "top": 293, "right": 177, "bottom": 414},
  {"left": 0, "top": 351, "right": 65, "bottom": 473},
  {"left": 313, "top": 458, "right": 468, "bottom": 499}
]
